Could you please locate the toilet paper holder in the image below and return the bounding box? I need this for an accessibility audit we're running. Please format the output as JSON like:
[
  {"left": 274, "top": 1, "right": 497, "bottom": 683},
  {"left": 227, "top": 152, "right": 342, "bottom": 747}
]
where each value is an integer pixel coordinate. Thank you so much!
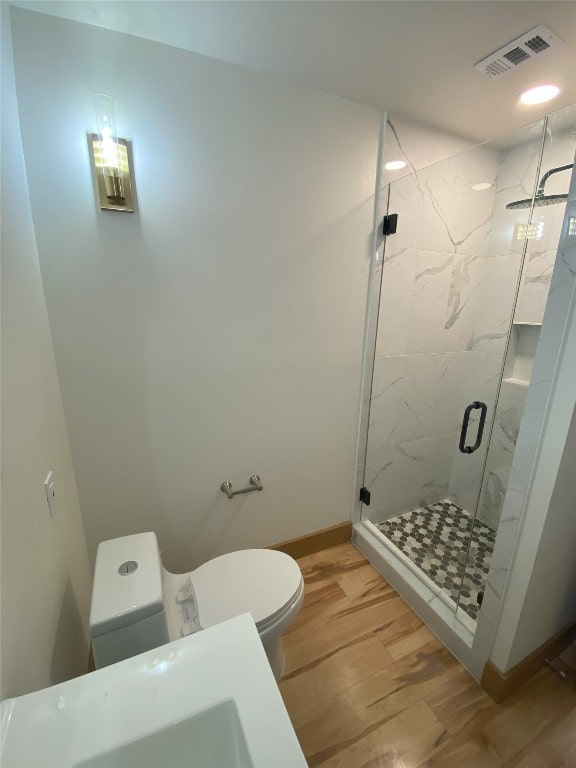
[{"left": 220, "top": 475, "right": 263, "bottom": 499}]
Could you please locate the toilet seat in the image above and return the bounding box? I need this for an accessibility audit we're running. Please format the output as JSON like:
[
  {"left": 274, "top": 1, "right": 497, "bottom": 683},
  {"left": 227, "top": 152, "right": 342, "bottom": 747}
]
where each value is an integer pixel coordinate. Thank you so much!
[{"left": 190, "top": 549, "right": 303, "bottom": 631}]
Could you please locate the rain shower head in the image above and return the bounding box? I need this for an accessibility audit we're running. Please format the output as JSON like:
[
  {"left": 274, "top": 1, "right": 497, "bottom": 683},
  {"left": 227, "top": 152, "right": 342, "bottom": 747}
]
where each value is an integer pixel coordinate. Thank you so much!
[
  {"left": 506, "top": 193, "right": 568, "bottom": 209},
  {"left": 506, "top": 163, "right": 573, "bottom": 210}
]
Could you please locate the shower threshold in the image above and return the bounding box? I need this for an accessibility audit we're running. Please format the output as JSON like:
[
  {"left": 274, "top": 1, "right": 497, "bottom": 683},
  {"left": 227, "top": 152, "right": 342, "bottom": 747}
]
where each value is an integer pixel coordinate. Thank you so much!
[{"left": 366, "top": 500, "right": 496, "bottom": 626}]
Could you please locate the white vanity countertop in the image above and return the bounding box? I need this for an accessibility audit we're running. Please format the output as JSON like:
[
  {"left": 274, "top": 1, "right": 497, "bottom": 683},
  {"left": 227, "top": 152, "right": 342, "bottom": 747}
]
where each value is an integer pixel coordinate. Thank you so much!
[{"left": 1, "top": 613, "right": 308, "bottom": 767}]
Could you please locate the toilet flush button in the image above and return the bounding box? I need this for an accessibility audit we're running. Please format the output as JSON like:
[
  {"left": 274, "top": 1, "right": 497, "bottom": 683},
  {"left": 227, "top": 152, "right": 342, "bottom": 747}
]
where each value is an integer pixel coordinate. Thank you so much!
[{"left": 118, "top": 560, "right": 138, "bottom": 575}]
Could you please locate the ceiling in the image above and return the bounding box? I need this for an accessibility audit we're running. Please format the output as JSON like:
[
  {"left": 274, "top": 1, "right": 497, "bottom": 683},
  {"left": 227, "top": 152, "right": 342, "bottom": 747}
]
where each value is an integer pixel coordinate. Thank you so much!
[{"left": 11, "top": 0, "right": 576, "bottom": 142}]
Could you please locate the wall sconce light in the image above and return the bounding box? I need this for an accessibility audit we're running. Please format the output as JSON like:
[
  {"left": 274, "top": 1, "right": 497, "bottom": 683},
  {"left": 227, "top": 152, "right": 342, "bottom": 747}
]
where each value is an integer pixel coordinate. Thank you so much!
[{"left": 89, "top": 94, "right": 134, "bottom": 212}]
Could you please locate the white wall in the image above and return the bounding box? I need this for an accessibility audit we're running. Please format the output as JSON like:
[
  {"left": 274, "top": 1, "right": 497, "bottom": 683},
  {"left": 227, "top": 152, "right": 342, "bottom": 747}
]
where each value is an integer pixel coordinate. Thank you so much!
[
  {"left": 10, "top": 8, "right": 380, "bottom": 571},
  {"left": 509, "top": 405, "right": 576, "bottom": 666},
  {"left": 1, "top": 5, "right": 92, "bottom": 699},
  {"left": 490, "top": 294, "right": 576, "bottom": 671}
]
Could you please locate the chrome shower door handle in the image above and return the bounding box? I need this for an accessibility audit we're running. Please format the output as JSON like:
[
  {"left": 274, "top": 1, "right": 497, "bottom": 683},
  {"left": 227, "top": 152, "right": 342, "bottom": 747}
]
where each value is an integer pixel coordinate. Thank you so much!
[{"left": 459, "top": 401, "right": 488, "bottom": 454}]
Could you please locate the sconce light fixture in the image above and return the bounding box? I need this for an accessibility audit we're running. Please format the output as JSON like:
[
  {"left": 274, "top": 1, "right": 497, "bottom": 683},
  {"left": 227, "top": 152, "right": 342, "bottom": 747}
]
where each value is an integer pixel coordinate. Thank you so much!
[{"left": 89, "top": 94, "right": 134, "bottom": 212}]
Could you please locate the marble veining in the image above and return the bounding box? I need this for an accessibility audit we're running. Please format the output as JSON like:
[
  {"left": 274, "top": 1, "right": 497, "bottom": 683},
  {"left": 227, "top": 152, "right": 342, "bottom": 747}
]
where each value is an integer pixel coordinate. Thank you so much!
[{"left": 477, "top": 381, "right": 527, "bottom": 530}]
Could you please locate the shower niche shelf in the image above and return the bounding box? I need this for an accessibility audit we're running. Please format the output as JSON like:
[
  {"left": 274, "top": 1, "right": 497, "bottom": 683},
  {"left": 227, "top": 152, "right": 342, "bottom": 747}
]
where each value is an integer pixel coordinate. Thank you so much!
[{"left": 503, "top": 322, "right": 541, "bottom": 386}]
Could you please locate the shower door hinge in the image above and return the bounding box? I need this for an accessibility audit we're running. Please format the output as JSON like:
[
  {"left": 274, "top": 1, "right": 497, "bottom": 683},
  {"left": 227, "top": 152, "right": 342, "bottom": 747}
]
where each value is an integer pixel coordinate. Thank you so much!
[
  {"left": 359, "top": 487, "right": 371, "bottom": 505},
  {"left": 382, "top": 213, "right": 398, "bottom": 236}
]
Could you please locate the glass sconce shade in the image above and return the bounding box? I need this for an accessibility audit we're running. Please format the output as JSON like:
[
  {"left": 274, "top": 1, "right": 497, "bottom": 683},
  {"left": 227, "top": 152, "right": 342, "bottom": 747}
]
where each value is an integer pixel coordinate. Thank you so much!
[{"left": 90, "top": 95, "right": 134, "bottom": 212}]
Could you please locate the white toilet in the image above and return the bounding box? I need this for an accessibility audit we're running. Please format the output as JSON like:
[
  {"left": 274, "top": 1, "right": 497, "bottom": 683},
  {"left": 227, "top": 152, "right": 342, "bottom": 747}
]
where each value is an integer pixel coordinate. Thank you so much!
[{"left": 89, "top": 532, "right": 304, "bottom": 680}]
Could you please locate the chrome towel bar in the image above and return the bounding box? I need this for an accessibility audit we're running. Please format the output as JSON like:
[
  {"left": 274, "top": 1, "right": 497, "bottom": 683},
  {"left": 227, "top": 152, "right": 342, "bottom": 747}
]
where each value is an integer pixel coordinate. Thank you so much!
[{"left": 220, "top": 475, "right": 263, "bottom": 499}]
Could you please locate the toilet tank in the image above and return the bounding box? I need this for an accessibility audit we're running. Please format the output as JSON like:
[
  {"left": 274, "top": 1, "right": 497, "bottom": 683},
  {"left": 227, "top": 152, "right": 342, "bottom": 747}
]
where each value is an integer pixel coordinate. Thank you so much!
[{"left": 89, "top": 532, "right": 170, "bottom": 668}]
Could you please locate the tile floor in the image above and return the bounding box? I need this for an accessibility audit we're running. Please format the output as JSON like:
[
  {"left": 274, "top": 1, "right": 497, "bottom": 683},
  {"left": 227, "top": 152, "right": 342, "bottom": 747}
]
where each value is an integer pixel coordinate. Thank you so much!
[
  {"left": 279, "top": 542, "right": 576, "bottom": 768},
  {"left": 376, "top": 500, "right": 496, "bottom": 620}
]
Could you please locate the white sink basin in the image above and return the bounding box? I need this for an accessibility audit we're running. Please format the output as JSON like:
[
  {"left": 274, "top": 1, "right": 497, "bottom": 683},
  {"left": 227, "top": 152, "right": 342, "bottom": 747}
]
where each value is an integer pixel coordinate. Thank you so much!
[
  {"left": 1, "top": 614, "right": 307, "bottom": 768},
  {"left": 76, "top": 700, "right": 252, "bottom": 768}
]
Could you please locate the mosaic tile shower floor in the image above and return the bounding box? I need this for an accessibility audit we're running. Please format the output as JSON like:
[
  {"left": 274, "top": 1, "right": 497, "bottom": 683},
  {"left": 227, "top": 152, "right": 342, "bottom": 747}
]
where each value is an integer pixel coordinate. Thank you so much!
[{"left": 375, "top": 500, "right": 496, "bottom": 621}]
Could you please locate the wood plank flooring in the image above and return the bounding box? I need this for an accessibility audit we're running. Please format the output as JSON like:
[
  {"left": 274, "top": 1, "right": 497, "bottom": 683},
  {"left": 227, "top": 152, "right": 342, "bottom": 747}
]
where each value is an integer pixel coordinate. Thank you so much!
[{"left": 279, "top": 543, "right": 576, "bottom": 768}]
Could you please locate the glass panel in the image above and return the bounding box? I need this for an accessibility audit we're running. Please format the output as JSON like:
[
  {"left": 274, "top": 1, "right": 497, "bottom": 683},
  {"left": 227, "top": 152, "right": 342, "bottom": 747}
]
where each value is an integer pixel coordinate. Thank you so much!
[
  {"left": 458, "top": 104, "right": 576, "bottom": 622},
  {"left": 361, "top": 117, "right": 548, "bottom": 625}
]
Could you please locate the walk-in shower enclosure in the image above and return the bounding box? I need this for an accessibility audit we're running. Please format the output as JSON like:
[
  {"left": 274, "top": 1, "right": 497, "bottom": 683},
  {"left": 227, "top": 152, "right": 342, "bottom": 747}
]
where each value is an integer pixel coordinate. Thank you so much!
[{"left": 354, "top": 105, "right": 576, "bottom": 676}]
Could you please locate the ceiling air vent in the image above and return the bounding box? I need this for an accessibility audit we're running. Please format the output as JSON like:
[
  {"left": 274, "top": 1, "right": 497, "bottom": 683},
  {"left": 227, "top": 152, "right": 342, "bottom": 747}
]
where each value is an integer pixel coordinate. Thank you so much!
[{"left": 475, "top": 25, "right": 564, "bottom": 79}]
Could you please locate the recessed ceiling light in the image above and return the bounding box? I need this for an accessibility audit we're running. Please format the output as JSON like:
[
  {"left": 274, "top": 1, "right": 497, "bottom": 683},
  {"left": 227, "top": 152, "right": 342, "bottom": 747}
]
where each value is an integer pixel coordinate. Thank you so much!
[
  {"left": 384, "top": 160, "right": 407, "bottom": 171},
  {"left": 472, "top": 182, "right": 492, "bottom": 191},
  {"left": 519, "top": 84, "right": 560, "bottom": 106}
]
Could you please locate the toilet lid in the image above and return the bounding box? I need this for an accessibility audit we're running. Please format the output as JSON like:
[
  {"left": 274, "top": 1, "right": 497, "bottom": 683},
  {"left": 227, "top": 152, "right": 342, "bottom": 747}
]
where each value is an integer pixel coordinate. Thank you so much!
[{"left": 191, "top": 549, "right": 303, "bottom": 630}]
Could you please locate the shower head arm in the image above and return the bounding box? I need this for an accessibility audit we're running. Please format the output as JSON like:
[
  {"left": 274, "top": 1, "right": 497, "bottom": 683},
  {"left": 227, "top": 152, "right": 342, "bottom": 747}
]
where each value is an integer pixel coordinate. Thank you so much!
[{"left": 537, "top": 164, "right": 573, "bottom": 197}]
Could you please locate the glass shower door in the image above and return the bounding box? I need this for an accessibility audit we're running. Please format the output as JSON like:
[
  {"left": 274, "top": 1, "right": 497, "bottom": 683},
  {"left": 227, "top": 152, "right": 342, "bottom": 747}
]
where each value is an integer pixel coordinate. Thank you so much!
[
  {"left": 361, "top": 117, "right": 548, "bottom": 623},
  {"left": 456, "top": 104, "right": 576, "bottom": 622}
]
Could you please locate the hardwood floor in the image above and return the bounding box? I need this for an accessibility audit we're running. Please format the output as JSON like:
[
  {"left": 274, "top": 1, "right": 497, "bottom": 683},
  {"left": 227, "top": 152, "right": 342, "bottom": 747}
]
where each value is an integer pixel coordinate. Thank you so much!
[{"left": 279, "top": 543, "right": 576, "bottom": 768}]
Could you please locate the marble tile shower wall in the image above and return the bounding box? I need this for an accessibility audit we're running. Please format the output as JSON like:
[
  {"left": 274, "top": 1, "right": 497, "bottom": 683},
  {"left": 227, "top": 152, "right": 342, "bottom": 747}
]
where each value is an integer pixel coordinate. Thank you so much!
[
  {"left": 449, "top": 135, "right": 543, "bottom": 522},
  {"left": 515, "top": 205, "right": 567, "bottom": 324},
  {"left": 366, "top": 144, "right": 508, "bottom": 521},
  {"left": 361, "top": 113, "right": 574, "bottom": 532},
  {"left": 355, "top": 115, "right": 473, "bottom": 522},
  {"left": 475, "top": 128, "right": 576, "bottom": 530}
]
